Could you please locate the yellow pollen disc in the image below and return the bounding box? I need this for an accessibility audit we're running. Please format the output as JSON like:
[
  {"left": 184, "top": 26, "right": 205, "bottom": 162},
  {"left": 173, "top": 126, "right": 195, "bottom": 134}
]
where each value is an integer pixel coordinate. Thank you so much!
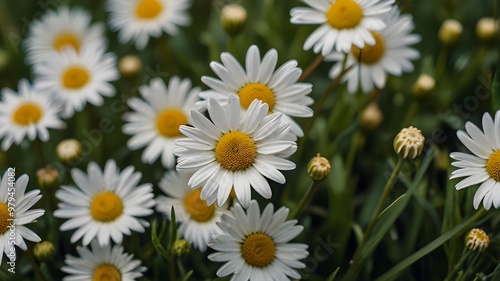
[
  {"left": 351, "top": 32, "right": 385, "bottom": 64},
  {"left": 12, "top": 103, "right": 43, "bottom": 126},
  {"left": 241, "top": 233, "right": 275, "bottom": 267},
  {"left": 326, "top": 0, "right": 363, "bottom": 29},
  {"left": 486, "top": 150, "right": 500, "bottom": 181},
  {"left": 183, "top": 189, "right": 216, "bottom": 222},
  {"left": 156, "top": 109, "right": 187, "bottom": 137},
  {"left": 215, "top": 132, "right": 256, "bottom": 171},
  {"left": 93, "top": 263, "right": 121, "bottom": 281},
  {"left": 62, "top": 66, "right": 90, "bottom": 89},
  {"left": 90, "top": 192, "right": 123, "bottom": 223},
  {"left": 53, "top": 33, "right": 80, "bottom": 52},
  {"left": 136, "top": 0, "right": 163, "bottom": 19},
  {"left": 0, "top": 203, "right": 13, "bottom": 235},
  {"left": 238, "top": 83, "right": 275, "bottom": 112}
]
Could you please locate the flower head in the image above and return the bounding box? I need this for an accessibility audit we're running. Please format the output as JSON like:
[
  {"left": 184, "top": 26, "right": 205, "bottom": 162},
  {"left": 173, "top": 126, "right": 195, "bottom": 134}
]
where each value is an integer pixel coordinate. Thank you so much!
[
  {"left": 465, "top": 228, "right": 489, "bottom": 251},
  {"left": 175, "top": 94, "right": 297, "bottom": 208},
  {"left": 208, "top": 200, "right": 309, "bottom": 281},
  {"left": 393, "top": 126, "right": 425, "bottom": 159}
]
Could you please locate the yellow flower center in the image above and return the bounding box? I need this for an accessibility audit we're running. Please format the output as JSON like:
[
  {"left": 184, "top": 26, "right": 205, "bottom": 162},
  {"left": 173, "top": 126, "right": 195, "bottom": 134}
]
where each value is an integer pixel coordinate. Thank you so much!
[
  {"left": 351, "top": 32, "right": 385, "bottom": 64},
  {"left": 326, "top": 0, "right": 363, "bottom": 29},
  {"left": 53, "top": 33, "right": 80, "bottom": 52},
  {"left": 136, "top": 0, "right": 163, "bottom": 19},
  {"left": 0, "top": 203, "right": 13, "bottom": 235},
  {"left": 238, "top": 83, "right": 275, "bottom": 112},
  {"left": 486, "top": 150, "right": 500, "bottom": 181},
  {"left": 93, "top": 263, "right": 121, "bottom": 281},
  {"left": 241, "top": 233, "right": 275, "bottom": 267},
  {"left": 90, "top": 192, "right": 123, "bottom": 223},
  {"left": 215, "top": 132, "right": 256, "bottom": 171},
  {"left": 156, "top": 109, "right": 187, "bottom": 137},
  {"left": 12, "top": 103, "right": 43, "bottom": 126},
  {"left": 183, "top": 188, "right": 216, "bottom": 222},
  {"left": 62, "top": 66, "right": 90, "bottom": 89}
]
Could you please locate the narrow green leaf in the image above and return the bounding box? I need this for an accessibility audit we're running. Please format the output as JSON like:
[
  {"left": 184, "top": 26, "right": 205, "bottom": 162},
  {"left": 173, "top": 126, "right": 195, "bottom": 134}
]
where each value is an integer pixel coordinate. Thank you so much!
[
  {"left": 326, "top": 267, "right": 341, "bottom": 281},
  {"left": 169, "top": 206, "right": 178, "bottom": 250},
  {"left": 181, "top": 270, "right": 194, "bottom": 281},
  {"left": 151, "top": 220, "right": 170, "bottom": 260}
]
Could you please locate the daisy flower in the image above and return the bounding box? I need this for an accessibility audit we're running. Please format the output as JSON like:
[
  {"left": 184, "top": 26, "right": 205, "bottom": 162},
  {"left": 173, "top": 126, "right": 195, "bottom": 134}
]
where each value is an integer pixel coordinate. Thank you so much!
[
  {"left": 325, "top": 7, "right": 421, "bottom": 93},
  {"left": 122, "top": 77, "right": 200, "bottom": 169},
  {"left": 53, "top": 160, "right": 155, "bottom": 246},
  {"left": 0, "top": 171, "right": 44, "bottom": 265},
  {"left": 208, "top": 200, "right": 309, "bottom": 281},
  {"left": 24, "top": 6, "right": 105, "bottom": 65},
  {"left": 61, "top": 240, "right": 146, "bottom": 280},
  {"left": 34, "top": 43, "right": 119, "bottom": 118},
  {"left": 198, "top": 45, "right": 313, "bottom": 137},
  {"left": 174, "top": 95, "right": 297, "bottom": 208},
  {"left": 155, "top": 170, "right": 228, "bottom": 251},
  {"left": 290, "top": 0, "right": 394, "bottom": 55},
  {"left": 450, "top": 111, "right": 500, "bottom": 210},
  {"left": 106, "top": 0, "right": 192, "bottom": 50},
  {"left": 0, "top": 79, "right": 65, "bottom": 151}
]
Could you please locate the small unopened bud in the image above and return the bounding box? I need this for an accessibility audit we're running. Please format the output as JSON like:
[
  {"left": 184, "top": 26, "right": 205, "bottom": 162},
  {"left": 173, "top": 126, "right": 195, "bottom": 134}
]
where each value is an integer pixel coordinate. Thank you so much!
[
  {"left": 465, "top": 228, "right": 489, "bottom": 251},
  {"left": 307, "top": 153, "right": 331, "bottom": 181},
  {"left": 412, "top": 74, "right": 435, "bottom": 97},
  {"left": 393, "top": 126, "right": 425, "bottom": 159},
  {"left": 119, "top": 55, "right": 142, "bottom": 79},
  {"left": 57, "top": 139, "right": 82, "bottom": 164},
  {"left": 34, "top": 241, "right": 55, "bottom": 261},
  {"left": 439, "top": 19, "right": 463, "bottom": 45},
  {"left": 360, "top": 102, "right": 383, "bottom": 131},
  {"left": 221, "top": 4, "right": 247, "bottom": 37},
  {"left": 476, "top": 17, "right": 498, "bottom": 42},
  {"left": 172, "top": 239, "right": 190, "bottom": 256},
  {"left": 36, "top": 167, "right": 59, "bottom": 189}
]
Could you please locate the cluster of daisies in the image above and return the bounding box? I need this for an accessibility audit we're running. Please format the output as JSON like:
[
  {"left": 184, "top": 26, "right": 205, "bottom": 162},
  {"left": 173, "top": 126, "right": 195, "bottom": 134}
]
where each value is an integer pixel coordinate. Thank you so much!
[{"left": 0, "top": 0, "right": 495, "bottom": 280}]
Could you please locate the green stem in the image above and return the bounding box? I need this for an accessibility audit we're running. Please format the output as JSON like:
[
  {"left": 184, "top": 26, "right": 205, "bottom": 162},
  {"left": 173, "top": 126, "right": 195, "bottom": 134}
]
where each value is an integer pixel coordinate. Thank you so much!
[
  {"left": 402, "top": 101, "right": 420, "bottom": 127},
  {"left": 288, "top": 180, "right": 322, "bottom": 220},
  {"left": 299, "top": 54, "right": 323, "bottom": 82},
  {"left": 34, "top": 139, "right": 46, "bottom": 168},
  {"left": 352, "top": 158, "right": 405, "bottom": 263},
  {"left": 227, "top": 35, "right": 237, "bottom": 54},
  {"left": 443, "top": 248, "right": 469, "bottom": 281},
  {"left": 26, "top": 249, "right": 48, "bottom": 281},
  {"left": 435, "top": 47, "right": 448, "bottom": 82}
]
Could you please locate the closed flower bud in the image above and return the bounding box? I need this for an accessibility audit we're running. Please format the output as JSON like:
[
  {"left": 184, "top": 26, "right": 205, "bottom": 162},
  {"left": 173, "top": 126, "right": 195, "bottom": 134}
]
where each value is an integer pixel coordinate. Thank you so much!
[
  {"left": 412, "top": 74, "right": 435, "bottom": 97},
  {"left": 37, "top": 167, "right": 59, "bottom": 189},
  {"left": 57, "top": 139, "right": 82, "bottom": 164},
  {"left": 119, "top": 55, "right": 142, "bottom": 79},
  {"left": 360, "top": 102, "right": 383, "bottom": 131},
  {"left": 393, "top": 126, "right": 425, "bottom": 159},
  {"left": 221, "top": 4, "right": 247, "bottom": 37},
  {"left": 439, "top": 19, "right": 463, "bottom": 45},
  {"left": 34, "top": 241, "right": 55, "bottom": 261},
  {"left": 307, "top": 153, "right": 331, "bottom": 181},
  {"left": 172, "top": 239, "right": 190, "bottom": 256},
  {"left": 465, "top": 228, "right": 489, "bottom": 251},
  {"left": 476, "top": 17, "right": 498, "bottom": 42}
]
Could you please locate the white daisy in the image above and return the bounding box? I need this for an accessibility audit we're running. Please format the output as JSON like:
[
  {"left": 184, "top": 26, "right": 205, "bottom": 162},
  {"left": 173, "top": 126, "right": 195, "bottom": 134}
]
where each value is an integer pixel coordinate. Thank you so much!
[
  {"left": 0, "top": 171, "right": 44, "bottom": 266},
  {"left": 450, "top": 111, "right": 500, "bottom": 210},
  {"left": 53, "top": 160, "right": 155, "bottom": 246},
  {"left": 0, "top": 79, "right": 65, "bottom": 151},
  {"left": 106, "top": 0, "right": 192, "bottom": 50},
  {"left": 122, "top": 77, "right": 200, "bottom": 169},
  {"left": 34, "top": 43, "right": 119, "bottom": 118},
  {"left": 61, "top": 240, "right": 146, "bottom": 280},
  {"left": 208, "top": 200, "right": 309, "bottom": 281},
  {"left": 198, "top": 45, "right": 314, "bottom": 137},
  {"left": 290, "top": 0, "right": 394, "bottom": 55},
  {"left": 24, "top": 6, "right": 105, "bottom": 65},
  {"left": 325, "top": 7, "right": 421, "bottom": 93},
  {"left": 174, "top": 94, "right": 297, "bottom": 208},
  {"left": 155, "top": 170, "right": 229, "bottom": 251}
]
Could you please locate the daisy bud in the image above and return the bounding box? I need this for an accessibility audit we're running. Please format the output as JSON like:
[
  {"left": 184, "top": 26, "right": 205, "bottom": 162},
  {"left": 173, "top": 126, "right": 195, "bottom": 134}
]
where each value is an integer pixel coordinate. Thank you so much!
[
  {"left": 360, "top": 102, "right": 383, "bottom": 131},
  {"left": 412, "top": 74, "right": 435, "bottom": 98},
  {"left": 172, "top": 239, "right": 190, "bottom": 256},
  {"left": 57, "top": 138, "right": 82, "bottom": 164},
  {"left": 307, "top": 153, "right": 331, "bottom": 181},
  {"left": 119, "top": 55, "right": 142, "bottom": 79},
  {"left": 465, "top": 228, "right": 489, "bottom": 251},
  {"left": 439, "top": 19, "right": 463, "bottom": 45},
  {"left": 37, "top": 166, "right": 59, "bottom": 189},
  {"left": 393, "top": 126, "right": 425, "bottom": 159},
  {"left": 34, "top": 241, "right": 55, "bottom": 262},
  {"left": 476, "top": 17, "right": 498, "bottom": 42},
  {"left": 221, "top": 4, "right": 247, "bottom": 37}
]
